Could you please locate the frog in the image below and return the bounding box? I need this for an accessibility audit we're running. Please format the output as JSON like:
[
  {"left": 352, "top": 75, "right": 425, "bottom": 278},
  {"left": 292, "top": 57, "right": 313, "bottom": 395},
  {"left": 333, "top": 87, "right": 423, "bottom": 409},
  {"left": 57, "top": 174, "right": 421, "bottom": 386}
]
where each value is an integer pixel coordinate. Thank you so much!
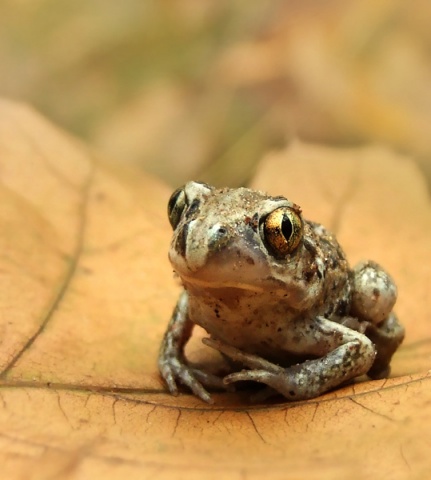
[{"left": 158, "top": 181, "right": 405, "bottom": 403}]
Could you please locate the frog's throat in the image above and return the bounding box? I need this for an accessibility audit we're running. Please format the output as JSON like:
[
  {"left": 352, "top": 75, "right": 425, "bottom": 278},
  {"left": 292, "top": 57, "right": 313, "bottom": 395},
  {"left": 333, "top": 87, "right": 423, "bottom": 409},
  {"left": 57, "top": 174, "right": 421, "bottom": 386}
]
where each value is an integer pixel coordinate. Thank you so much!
[{"left": 179, "top": 273, "right": 265, "bottom": 293}]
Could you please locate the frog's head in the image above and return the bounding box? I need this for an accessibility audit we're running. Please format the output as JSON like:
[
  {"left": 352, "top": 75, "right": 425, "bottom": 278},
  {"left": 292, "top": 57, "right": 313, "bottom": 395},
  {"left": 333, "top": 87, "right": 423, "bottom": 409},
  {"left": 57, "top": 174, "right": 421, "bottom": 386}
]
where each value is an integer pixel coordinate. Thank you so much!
[{"left": 167, "top": 181, "right": 321, "bottom": 306}]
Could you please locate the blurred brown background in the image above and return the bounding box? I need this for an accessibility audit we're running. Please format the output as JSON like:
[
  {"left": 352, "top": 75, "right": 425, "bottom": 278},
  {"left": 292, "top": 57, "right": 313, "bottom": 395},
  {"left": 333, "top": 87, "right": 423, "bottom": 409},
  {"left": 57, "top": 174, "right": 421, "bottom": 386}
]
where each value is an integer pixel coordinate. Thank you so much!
[{"left": 1, "top": 0, "right": 431, "bottom": 188}]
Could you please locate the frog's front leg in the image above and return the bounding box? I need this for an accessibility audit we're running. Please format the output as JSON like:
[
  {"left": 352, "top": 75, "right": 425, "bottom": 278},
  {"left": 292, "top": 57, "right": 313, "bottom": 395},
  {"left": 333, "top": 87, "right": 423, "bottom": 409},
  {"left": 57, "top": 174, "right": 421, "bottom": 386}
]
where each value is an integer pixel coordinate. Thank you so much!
[
  {"left": 204, "top": 317, "right": 376, "bottom": 401},
  {"left": 158, "top": 291, "right": 225, "bottom": 403}
]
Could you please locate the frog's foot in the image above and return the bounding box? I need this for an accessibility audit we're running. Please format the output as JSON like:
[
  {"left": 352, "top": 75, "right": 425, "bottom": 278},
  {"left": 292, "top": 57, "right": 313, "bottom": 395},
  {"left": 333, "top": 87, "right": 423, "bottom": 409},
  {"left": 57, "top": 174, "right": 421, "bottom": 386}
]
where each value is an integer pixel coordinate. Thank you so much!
[{"left": 159, "top": 355, "right": 226, "bottom": 404}]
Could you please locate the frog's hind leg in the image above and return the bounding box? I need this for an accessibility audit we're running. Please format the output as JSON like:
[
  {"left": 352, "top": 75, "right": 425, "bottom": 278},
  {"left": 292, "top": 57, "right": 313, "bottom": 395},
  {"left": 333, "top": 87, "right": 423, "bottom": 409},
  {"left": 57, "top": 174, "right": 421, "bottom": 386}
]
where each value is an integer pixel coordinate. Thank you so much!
[
  {"left": 365, "top": 313, "right": 405, "bottom": 379},
  {"left": 350, "top": 261, "right": 405, "bottom": 379},
  {"left": 204, "top": 318, "right": 376, "bottom": 402}
]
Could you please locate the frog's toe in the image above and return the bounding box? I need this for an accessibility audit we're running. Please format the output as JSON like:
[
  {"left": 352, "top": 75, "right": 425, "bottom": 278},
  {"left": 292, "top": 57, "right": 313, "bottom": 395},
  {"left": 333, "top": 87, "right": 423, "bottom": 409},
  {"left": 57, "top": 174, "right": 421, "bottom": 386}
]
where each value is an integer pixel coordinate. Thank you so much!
[
  {"left": 191, "top": 368, "right": 233, "bottom": 392},
  {"left": 224, "top": 372, "right": 279, "bottom": 402},
  {"left": 176, "top": 367, "right": 214, "bottom": 404},
  {"left": 224, "top": 369, "right": 277, "bottom": 385},
  {"left": 160, "top": 366, "right": 179, "bottom": 396},
  {"left": 159, "top": 357, "right": 181, "bottom": 395},
  {"left": 203, "top": 338, "right": 283, "bottom": 373},
  {"left": 224, "top": 369, "right": 299, "bottom": 401},
  {"left": 159, "top": 358, "right": 214, "bottom": 403}
]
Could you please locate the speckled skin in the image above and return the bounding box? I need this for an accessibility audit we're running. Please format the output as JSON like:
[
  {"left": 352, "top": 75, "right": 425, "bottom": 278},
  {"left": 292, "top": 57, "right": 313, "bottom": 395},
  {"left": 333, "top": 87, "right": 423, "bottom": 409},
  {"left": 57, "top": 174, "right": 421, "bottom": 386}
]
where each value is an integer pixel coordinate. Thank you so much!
[{"left": 159, "top": 182, "right": 405, "bottom": 403}]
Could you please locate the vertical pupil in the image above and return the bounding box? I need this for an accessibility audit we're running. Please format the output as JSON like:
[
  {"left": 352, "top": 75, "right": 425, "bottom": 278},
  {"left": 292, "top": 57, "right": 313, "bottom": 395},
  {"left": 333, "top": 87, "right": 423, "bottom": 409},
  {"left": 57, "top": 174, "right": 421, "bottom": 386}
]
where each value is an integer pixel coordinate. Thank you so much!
[{"left": 281, "top": 214, "right": 293, "bottom": 240}]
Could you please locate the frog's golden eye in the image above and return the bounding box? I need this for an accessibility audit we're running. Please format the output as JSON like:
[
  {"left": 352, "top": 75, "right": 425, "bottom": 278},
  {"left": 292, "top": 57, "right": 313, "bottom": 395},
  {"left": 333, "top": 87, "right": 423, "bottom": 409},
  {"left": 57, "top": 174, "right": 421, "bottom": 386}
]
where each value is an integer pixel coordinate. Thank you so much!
[
  {"left": 262, "top": 207, "right": 303, "bottom": 257},
  {"left": 168, "top": 187, "right": 187, "bottom": 229}
]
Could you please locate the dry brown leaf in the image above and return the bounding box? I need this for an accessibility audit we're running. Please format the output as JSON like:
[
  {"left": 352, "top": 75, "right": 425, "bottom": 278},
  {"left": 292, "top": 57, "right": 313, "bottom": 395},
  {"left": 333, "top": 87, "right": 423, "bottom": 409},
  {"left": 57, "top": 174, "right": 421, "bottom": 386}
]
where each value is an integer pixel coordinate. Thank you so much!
[{"left": 0, "top": 101, "right": 430, "bottom": 480}]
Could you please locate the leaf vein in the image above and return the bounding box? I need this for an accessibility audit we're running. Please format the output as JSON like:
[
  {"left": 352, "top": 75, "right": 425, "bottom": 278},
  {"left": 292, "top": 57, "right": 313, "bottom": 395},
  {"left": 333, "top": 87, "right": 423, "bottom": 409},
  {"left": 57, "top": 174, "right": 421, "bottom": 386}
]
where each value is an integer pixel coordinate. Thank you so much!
[{"left": 0, "top": 161, "right": 95, "bottom": 378}]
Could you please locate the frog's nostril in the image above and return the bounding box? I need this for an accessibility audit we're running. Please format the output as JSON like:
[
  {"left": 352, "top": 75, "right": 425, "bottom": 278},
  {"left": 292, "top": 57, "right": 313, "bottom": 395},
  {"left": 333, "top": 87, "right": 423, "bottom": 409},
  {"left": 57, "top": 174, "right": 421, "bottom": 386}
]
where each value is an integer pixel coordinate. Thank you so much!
[{"left": 208, "top": 223, "right": 230, "bottom": 251}]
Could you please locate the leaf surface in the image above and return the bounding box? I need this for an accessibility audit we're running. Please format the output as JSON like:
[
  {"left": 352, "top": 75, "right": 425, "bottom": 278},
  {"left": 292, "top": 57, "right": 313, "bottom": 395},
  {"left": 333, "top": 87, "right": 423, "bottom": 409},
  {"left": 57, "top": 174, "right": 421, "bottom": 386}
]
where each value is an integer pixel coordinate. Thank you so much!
[{"left": 0, "top": 102, "right": 430, "bottom": 479}]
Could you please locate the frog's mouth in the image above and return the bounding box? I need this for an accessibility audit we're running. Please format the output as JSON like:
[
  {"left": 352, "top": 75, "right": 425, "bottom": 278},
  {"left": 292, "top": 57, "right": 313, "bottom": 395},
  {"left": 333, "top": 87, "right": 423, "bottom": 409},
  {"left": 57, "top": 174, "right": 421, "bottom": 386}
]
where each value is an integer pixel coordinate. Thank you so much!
[{"left": 181, "top": 275, "right": 265, "bottom": 293}]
